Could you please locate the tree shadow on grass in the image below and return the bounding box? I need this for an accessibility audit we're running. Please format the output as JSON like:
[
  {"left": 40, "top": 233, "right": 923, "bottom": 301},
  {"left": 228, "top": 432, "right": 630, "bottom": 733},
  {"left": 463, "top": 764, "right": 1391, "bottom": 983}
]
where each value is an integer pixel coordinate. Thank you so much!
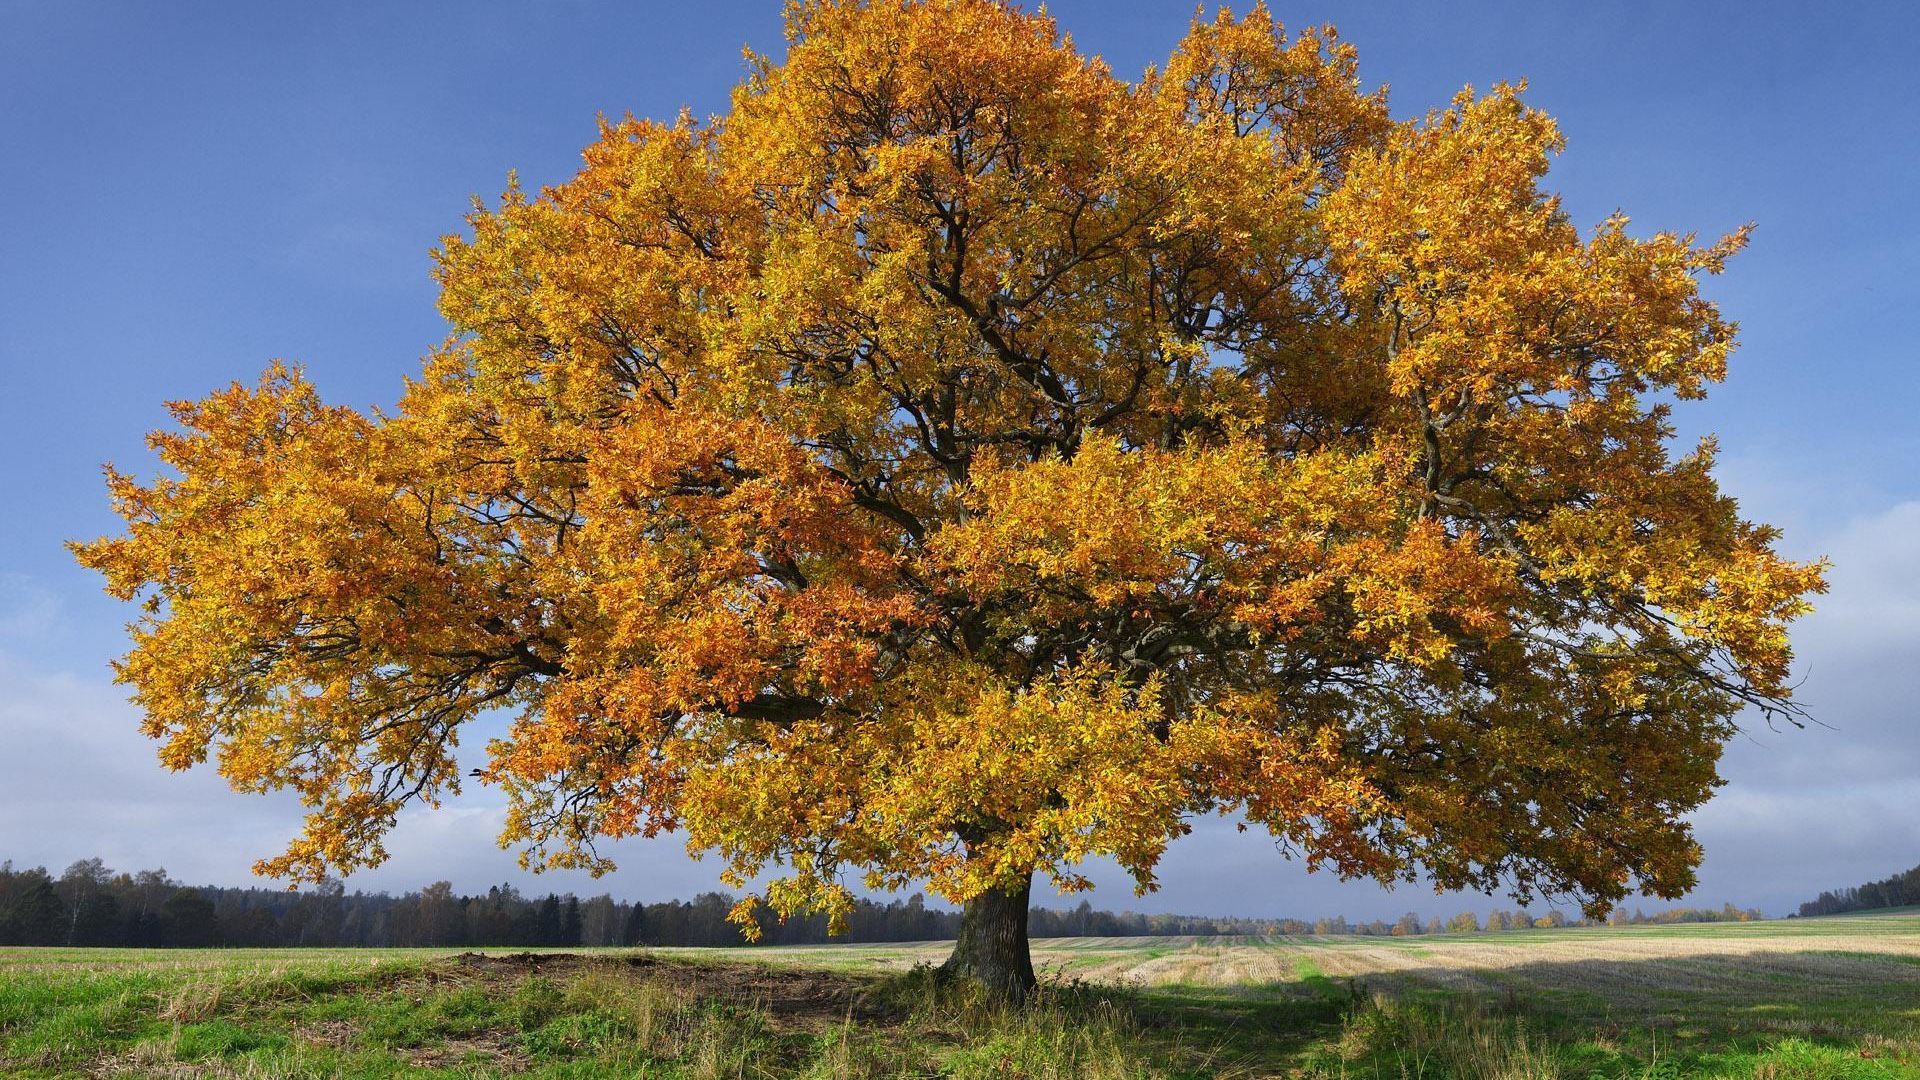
[{"left": 1119, "top": 945, "right": 1920, "bottom": 1077}]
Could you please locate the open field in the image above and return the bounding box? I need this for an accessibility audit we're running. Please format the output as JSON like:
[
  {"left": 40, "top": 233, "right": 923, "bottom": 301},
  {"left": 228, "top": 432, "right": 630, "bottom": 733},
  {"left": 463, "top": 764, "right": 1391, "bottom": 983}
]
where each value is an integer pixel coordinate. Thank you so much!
[{"left": 5, "top": 910, "right": 1920, "bottom": 1078}]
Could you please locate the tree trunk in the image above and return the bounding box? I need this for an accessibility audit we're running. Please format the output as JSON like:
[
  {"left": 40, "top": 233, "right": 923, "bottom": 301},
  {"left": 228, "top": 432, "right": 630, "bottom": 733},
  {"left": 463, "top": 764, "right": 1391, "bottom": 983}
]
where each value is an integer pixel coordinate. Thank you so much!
[{"left": 938, "top": 870, "right": 1036, "bottom": 1000}]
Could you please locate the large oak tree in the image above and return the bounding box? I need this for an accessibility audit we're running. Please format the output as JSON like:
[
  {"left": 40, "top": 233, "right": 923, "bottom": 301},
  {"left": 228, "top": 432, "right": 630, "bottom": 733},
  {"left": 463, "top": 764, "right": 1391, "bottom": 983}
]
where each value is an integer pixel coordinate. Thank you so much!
[{"left": 77, "top": 0, "right": 1822, "bottom": 996}]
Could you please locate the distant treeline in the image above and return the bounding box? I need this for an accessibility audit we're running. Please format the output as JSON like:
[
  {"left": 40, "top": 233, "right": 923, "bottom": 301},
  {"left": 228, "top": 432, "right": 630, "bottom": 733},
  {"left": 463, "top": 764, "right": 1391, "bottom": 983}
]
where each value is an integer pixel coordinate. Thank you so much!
[
  {"left": 1293, "top": 902, "right": 1762, "bottom": 936},
  {"left": 0, "top": 859, "right": 1273, "bottom": 949},
  {"left": 1796, "top": 861, "right": 1920, "bottom": 917},
  {"left": 0, "top": 858, "right": 1762, "bottom": 948},
  {"left": 1603, "top": 903, "right": 1764, "bottom": 926}
]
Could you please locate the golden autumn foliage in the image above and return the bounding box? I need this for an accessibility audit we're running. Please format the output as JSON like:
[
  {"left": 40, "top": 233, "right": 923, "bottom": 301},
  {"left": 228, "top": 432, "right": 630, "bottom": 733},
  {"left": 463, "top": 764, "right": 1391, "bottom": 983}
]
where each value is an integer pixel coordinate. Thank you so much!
[{"left": 77, "top": 0, "right": 1821, "bottom": 946}]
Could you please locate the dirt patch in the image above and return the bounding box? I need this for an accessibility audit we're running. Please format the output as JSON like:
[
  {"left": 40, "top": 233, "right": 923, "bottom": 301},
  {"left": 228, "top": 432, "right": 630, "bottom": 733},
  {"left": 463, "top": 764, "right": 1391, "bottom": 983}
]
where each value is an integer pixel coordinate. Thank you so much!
[
  {"left": 300, "top": 1018, "right": 535, "bottom": 1073},
  {"left": 446, "top": 950, "right": 903, "bottom": 1024},
  {"left": 451, "top": 950, "right": 584, "bottom": 971}
]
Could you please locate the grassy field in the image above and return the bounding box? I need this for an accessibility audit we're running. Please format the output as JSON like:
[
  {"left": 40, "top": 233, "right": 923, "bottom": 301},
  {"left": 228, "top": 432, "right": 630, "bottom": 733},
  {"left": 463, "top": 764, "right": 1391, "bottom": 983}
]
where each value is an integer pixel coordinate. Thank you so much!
[{"left": 5, "top": 910, "right": 1920, "bottom": 1078}]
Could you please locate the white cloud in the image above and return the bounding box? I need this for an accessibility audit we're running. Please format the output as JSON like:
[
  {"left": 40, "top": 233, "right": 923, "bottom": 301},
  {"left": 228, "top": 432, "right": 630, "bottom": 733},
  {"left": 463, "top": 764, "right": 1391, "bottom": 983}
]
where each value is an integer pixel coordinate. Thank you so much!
[
  {"left": 1689, "top": 499, "right": 1920, "bottom": 910},
  {"left": 1793, "top": 500, "right": 1920, "bottom": 657},
  {"left": 0, "top": 650, "right": 731, "bottom": 901},
  {"left": 0, "top": 657, "right": 305, "bottom": 883},
  {"left": 0, "top": 572, "right": 64, "bottom": 644}
]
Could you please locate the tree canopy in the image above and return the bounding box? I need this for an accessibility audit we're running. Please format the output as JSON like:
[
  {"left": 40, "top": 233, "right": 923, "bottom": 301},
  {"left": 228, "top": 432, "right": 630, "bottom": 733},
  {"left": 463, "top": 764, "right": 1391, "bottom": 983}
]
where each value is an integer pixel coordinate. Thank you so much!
[{"left": 77, "top": 0, "right": 1821, "bottom": 993}]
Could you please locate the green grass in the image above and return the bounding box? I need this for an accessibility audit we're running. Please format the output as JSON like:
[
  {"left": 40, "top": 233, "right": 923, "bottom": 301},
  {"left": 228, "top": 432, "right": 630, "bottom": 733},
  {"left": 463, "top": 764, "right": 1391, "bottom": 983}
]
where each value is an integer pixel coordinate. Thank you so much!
[
  {"left": 5, "top": 912, "right": 1920, "bottom": 1077},
  {"left": 0, "top": 951, "right": 1177, "bottom": 1078}
]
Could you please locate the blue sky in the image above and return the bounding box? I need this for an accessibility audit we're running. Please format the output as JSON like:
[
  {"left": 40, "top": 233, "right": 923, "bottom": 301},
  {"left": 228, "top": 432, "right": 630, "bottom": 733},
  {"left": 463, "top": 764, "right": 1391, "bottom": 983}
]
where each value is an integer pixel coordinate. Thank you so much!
[{"left": 2, "top": 1, "right": 1915, "bottom": 921}]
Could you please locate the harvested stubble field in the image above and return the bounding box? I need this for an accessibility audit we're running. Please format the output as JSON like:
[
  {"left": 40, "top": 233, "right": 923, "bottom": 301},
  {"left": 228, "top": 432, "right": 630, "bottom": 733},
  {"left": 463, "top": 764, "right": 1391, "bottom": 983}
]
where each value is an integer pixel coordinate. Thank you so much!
[{"left": 5, "top": 910, "right": 1920, "bottom": 1079}]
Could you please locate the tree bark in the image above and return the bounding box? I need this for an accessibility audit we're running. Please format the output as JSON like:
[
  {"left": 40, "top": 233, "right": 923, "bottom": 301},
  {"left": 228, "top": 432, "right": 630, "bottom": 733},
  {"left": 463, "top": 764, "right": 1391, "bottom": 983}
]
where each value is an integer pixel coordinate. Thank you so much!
[{"left": 938, "top": 870, "right": 1036, "bottom": 1000}]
